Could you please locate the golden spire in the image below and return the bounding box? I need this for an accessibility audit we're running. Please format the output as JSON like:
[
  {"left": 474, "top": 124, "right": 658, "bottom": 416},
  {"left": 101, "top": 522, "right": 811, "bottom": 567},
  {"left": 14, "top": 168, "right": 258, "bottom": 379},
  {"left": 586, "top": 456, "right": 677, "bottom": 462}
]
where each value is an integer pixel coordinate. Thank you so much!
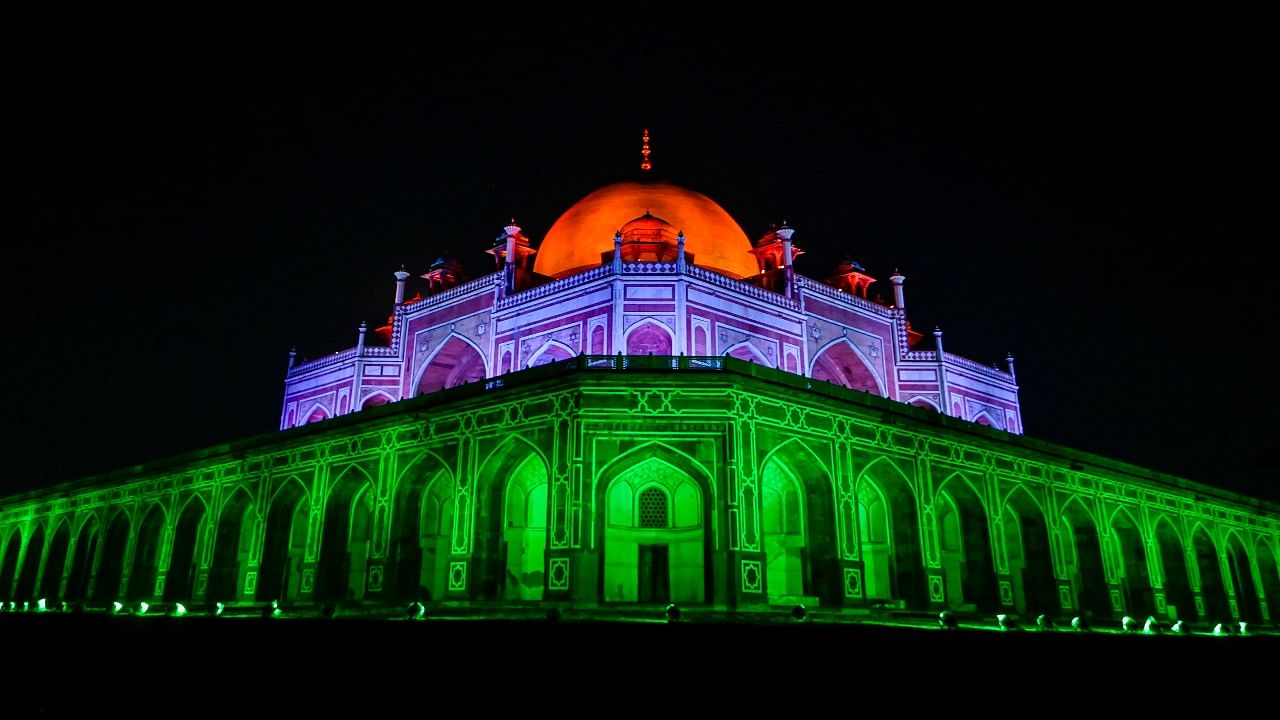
[{"left": 640, "top": 128, "right": 652, "bottom": 172}]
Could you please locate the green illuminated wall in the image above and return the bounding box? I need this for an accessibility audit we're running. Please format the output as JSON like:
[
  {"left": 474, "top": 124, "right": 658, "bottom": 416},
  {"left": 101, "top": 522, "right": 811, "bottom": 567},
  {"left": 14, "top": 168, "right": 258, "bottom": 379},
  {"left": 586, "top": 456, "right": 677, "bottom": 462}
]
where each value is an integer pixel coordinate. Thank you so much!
[{"left": 2, "top": 357, "right": 1278, "bottom": 624}]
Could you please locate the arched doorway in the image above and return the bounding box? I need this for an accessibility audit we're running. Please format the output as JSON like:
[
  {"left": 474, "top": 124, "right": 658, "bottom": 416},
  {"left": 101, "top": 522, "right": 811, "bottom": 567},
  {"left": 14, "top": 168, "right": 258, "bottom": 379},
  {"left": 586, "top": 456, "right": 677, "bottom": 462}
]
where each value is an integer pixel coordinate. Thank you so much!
[
  {"left": 473, "top": 440, "right": 550, "bottom": 601},
  {"left": 416, "top": 335, "right": 487, "bottom": 396},
  {"left": 1061, "top": 499, "right": 1110, "bottom": 619},
  {"left": 127, "top": 504, "right": 165, "bottom": 601},
  {"left": 391, "top": 456, "right": 454, "bottom": 602},
  {"left": 1111, "top": 509, "right": 1153, "bottom": 617},
  {"left": 1225, "top": 533, "right": 1262, "bottom": 624},
  {"left": 810, "top": 339, "right": 882, "bottom": 395},
  {"left": 66, "top": 519, "right": 100, "bottom": 602},
  {"left": 14, "top": 524, "right": 45, "bottom": 601},
  {"left": 166, "top": 497, "right": 206, "bottom": 602},
  {"left": 625, "top": 321, "right": 673, "bottom": 356},
  {"left": 0, "top": 530, "right": 20, "bottom": 599},
  {"left": 93, "top": 511, "right": 131, "bottom": 604},
  {"left": 857, "top": 460, "right": 925, "bottom": 609},
  {"left": 759, "top": 443, "right": 840, "bottom": 606},
  {"left": 935, "top": 476, "right": 997, "bottom": 612},
  {"left": 603, "top": 456, "right": 705, "bottom": 603},
  {"left": 318, "top": 467, "right": 375, "bottom": 602},
  {"left": 258, "top": 480, "right": 309, "bottom": 603},
  {"left": 1004, "top": 488, "right": 1057, "bottom": 617},
  {"left": 40, "top": 521, "right": 71, "bottom": 601},
  {"left": 1155, "top": 518, "right": 1195, "bottom": 621},
  {"left": 1255, "top": 540, "right": 1280, "bottom": 623},
  {"left": 209, "top": 488, "right": 255, "bottom": 603},
  {"left": 1193, "top": 527, "right": 1229, "bottom": 623}
]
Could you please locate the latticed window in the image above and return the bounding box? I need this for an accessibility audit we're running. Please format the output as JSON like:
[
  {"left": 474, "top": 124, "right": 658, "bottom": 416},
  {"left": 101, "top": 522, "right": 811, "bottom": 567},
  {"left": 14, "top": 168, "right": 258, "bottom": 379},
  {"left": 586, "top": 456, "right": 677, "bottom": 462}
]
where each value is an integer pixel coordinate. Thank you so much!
[{"left": 638, "top": 487, "right": 669, "bottom": 528}]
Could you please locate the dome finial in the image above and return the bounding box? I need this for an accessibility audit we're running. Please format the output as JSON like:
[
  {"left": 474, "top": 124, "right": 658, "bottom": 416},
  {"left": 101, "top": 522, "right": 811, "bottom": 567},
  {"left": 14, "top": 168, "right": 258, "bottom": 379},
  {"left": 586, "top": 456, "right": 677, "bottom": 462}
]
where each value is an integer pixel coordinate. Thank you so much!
[{"left": 640, "top": 128, "right": 652, "bottom": 172}]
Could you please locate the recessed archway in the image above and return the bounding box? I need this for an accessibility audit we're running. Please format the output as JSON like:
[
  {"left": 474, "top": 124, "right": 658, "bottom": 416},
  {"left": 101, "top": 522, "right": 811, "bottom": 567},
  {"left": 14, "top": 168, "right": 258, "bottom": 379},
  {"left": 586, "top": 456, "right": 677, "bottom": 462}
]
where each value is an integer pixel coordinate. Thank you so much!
[
  {"left": 1255, "top": 540, "right": 1280, "bottom": 622},
  {"left": 40, "top": 521, "right": 71, "bottom": 601},
  {"left": 166, "top": 496, "right": 206, "bottom": 602},
  {"left": 625, "top": 320, "right": 674, "bottom": 356},
  {"left": 258, "top": 479, "right": 310, "bottom": 603},
  {"left": 208, "top": 488, "right": 255, "bottom": 603},
  {"left": 1192, "top": 526, "right": 1229, "bottom": 623},
  {"left": 1110, "top": 508, "right": 1154, "bottom": 617},
  {"left": 1225, "top": 532, "right": 1262, "bottom": 624},
  {"left": 391, "top": 453, "right": 454, "bottom": 602},
  {"left": 127, "top": 503, "right": 166, "bottom": 601},
  {"left": 0, "top": 530, "right": 20, "bottom": 599},
  {"left": 66, "top": 518, "right": 100, "bottom": 602},
  {"left": 759, "top": 440, "right": 840, "bottom": 606},
  {"left": 1154, "top": 518, "right": 1195, "bottom": 621},
  {"left": 1004, "top": 488, "right": 1057, "bottom": 618},
  {"left": 14, "top": 524, "right": 46, "bottom": 601},
  {"left": 810, "top": 339, "right": 883, "bottom": 395},
  {"left": 857, "top": 459, "right": 926, "bottom": 609},
  {"left": 1061, "top": 499, "right": 1111, "bottom": 619},
  {"left": 318, "top": 467, "right": 375, "bottom": 602},
  {"left": 93, "top": 511, "right": 131, "bottom": 604},
  {"left": 415, "top": 334, "right": 487, "bottom": 396},
  {"left": 935, "top": 475, "right": 998, "bottom": 612}
]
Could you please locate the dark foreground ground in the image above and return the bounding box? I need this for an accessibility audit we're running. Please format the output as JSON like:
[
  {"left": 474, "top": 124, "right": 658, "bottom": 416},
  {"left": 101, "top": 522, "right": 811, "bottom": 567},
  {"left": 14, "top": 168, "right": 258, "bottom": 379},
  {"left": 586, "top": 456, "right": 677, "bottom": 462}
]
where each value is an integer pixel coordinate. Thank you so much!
[{"left": 3, "top": 609, "right": 1275, "bottom": 713}]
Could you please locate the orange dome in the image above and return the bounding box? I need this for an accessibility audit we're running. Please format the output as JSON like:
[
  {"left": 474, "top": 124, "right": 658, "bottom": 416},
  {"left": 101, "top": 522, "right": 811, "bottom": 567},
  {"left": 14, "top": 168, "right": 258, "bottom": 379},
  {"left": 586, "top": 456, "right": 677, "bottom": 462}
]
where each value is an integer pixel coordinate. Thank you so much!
[{"left": 534, "top": 182, "right": 757, "bottom": 278}]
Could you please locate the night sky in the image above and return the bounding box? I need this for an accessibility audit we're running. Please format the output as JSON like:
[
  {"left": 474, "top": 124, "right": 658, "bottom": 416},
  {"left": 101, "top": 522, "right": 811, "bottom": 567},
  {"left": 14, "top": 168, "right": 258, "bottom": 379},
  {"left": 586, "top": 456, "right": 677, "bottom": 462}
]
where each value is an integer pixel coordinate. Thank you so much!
[{"left": 5, "top": 12, "right": 1276, "bottom": 501}]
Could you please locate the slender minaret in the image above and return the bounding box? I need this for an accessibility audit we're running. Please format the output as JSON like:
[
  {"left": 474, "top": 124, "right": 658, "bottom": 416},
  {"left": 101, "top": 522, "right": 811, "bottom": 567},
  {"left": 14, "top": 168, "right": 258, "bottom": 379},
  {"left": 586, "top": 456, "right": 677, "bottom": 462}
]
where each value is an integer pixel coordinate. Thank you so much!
[
  {"left": 935, "top": 326, "right": 950, "bottom": 416},
  {"left": 356, "top": 321, "right": 368, "bottom": 356},
  {"left": 890, "top": 269, "right": 906, "bottom": 309},
  {"left": 676, "top": 230, "right": 686, "bottom": 271},
  {"left": 287, "top": 346, "right": 296, "bottom": 371},
  {"left": 640, "top": 128, "right": 652, "bottom": 172},
  {"left": 613, "top": 230, "right": 624, "bottom": 272},
  {"left": 777, "top": 222, "right": 796, "bottom": 299},
  {"left": 1006, "top": 353, "right": 1017, "bottom": 382},
  {"left": 394, "top": 265, "right": 411, "bottom": 305}
]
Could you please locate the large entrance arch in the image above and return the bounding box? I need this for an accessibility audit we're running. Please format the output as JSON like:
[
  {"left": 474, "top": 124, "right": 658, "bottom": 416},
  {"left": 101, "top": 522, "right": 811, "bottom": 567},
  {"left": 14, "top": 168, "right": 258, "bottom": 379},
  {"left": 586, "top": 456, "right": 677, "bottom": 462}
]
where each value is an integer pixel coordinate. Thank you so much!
[
  {"left": 1061, "top": 499, "right": 1110, "bottom": 618},
  {"left": 1111, "top": 509, "right": 1154, "bottom": 617},
  {"left": 0, "top": 531, "right": 20, "bottom": 599},
  {"left": 1256, "top": 540, "right": 1280, "bottom": 622},
  {"left": 1192, "top": 527, "right": 1229, "bottom": 623},
  {"left": 66, "top": 519, "right": 99, "bottom": 602},
  {"left": 935, "top": 476, "right": 997, "bottom": 612},
  {"left": 258, "top": 480, "right": 310, "bottom": 603},
  {"left": 759, "top": 442, "right": 840, "bottom": 606},
  {"left": 1225, "top": 533, "right": 1262, "bottom": 624},
  {"left": 472, "top": 440, "right": 550, "bottom": 601},
  {"left": 391, "top": 456, "right": 454, "bottom": 602},
  {"left": 603, "top": 456, "right": 705, "bottom": 604},
  {"left": 1004, "top": 489, "right": 1057, "bottom": 617},
  {"left": 856, "top": 460, "right": 925, "bottom": 609},
  {"left": 1155, "top": 519, "right": 1195, "bottom": 621},
  {"left": 810, "top": 339, "right": 882, "bottom": 395},
  {"left": 318, "top": 467, "right": 375, "bottom": 602},
  {"left": 166, "top": 497, "right": 206, "bottom": 602},
  {"left": 416, "top": 335, "right": 487, "bottom": 396}
]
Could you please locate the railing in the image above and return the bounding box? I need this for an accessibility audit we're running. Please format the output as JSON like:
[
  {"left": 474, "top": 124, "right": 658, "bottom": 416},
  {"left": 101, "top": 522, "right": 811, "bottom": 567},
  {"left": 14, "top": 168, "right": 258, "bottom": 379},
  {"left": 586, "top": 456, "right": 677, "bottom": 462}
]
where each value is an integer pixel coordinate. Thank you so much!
[
  {"left": 289, "top": 348, "right": 358, "bottom": 375},
  {"left": 902, "top": 350, "right": 939, "bottom": 362},
  {"left": 899, "top": 350, "right": 1014, "bottom": 382},
  {"left": 684, "top": 265, "right": 799, "bottom": 310},
  {"left": 496, "top": 265, "right": 610, "bottom": 309},
  {"left": 403, "top": 272, "right": 500, "bottom": 309},
  {"left": 795, "top": 276, "right": 896, "bottom": 317}
]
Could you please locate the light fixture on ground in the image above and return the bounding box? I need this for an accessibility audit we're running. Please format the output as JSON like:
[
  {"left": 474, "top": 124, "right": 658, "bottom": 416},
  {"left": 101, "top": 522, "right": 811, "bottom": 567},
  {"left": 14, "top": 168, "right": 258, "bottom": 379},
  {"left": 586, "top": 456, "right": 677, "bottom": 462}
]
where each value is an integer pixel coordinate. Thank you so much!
[
  {"left": 1170, "top": 619, "right": 1189, "bottom": 634},
  {"left": 665, "top": 603, "right": 681, "bottom": 623},
  {"left": 262, "top": 600, "right": 281, "bottom": 618},
  {"left": 1143, "top": 616, "right": 1162, "bottom": 634},
  {"left": 791, "top": 604, "right": 807, "bottom": 622},
  {"left": 1036, "top": 614, "right": 1055, "bottom": 631},
  {"left": 1121, "top": 615, "right": 1137, "bottom": 632},
  {"left": 996, "top": 613, "right": 1020, "bottom": 630},
  {"left": 406, "top": 601, "right": 425, "bottom": 620},
  {"left": 1238, "top": 622, "right": 1249, "bottom": 636},
  {"left": 1213, "top": 622, "right": 1232, "bottom": 636},
  {"left": 36, "top": 598, "right": 47, "bottom": 612},
  {"left": 112, "top": 601, "right": 125, "bottom": 615},
  {"left": 1071, "top": 616, "right": 1090, "bottom": 632},
  {"left": 214, "top": 601, "right": 225, "bottom": 617},
  {"left": 138, "top": 601, "right": 150, "bottom": 615},
  {"left": 173, "top": 603, "right": 188, "bottom": 617},
  {"left": 938, "top": 610, "right": 959, "bottom": 629}
]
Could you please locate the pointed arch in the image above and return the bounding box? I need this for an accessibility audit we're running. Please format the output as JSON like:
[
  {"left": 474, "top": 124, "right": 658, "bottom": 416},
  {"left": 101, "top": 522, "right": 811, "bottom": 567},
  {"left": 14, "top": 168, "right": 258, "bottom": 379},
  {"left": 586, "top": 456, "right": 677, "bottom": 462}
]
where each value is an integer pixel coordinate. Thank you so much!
[
  {"left": 723, "top": 340, "right": 774, "bottom": 367},
  {"left": 40, "top": 519, "right": 72, "bottom": 601},
  {"left": 856, "top": 457, "right": 926, "bottom": 609},
  {"left": 971, "top": 411, "right": 1003, "bottom": 430},
  {"left": 358, "top": 391, "right": 395, "bottom": 411},
  {"left": 127, "top": 502, "right": 167, "bottom": 601},
  {"left": 93, "top": 509, "right": 131, "bottom": 603},
  {"left": 624, "top": 319, "right": 674, "bottom": 356},
  {"left": 318, "top": 464, "right": 376, "bottom": 601},
  {"left": 66, "top": 515, "right": 100, "bottom": 602},
  {"left": 391, "top": 450, "right": 455, "bottom": 601},
  {"left": 1154, "top": 516, "right": 1194, "bottom": 621},
  {"left": 1060, "top": 497, "right": 1110, "bottom": 618},
  {"left": 302, "top": 402, "right": 331, "bottom": 425},
  {"left": 935, "top": 472, "right": 998, "bottom": 612},
  {"left": 1253, "top": 538, "right": 1280, "bottom": 619},
  {"left": 528, "top": 338, "right": 578, "bottom": 367},
  {"left": 209, "top": 486, "right": 256, "bottom": 603},
  {"left": 1107, "top": 506, "right": 1153, "bottom": 616},
  {"left": 14, "top": 523, "right": 46, "bottom": 601},
  {"left": 809, "top": 337, "right": 885, "bottom": 396},
  {"left": 1191, "top": 524, "right": 1228, "bottom": 623},
  {"left": 906, "top": 396, "right": 940, "bottom": 412},
  {"left": 759, "top": 439, "right": 840, "bottom": 606},
  {"left": 0, "top": 527, "right": 22, "bottom": 600},
  {"left": 1003, "top": 486, "right": 1057, "bottom": 617},
  {"left": 258, "top": 477, "right": 310, "bottom": 603},
  {"left": 1224, "top": 531, "right": 1261, "bottom": 624},
  {"left": 166, "top": 495, "right": 207, "bottom": 602},
  {"left": 414, "top": 333, "right": 488, "bottom": 397},
  {"left": 471, "top": 436, "right": 551, "bottom": 601}
]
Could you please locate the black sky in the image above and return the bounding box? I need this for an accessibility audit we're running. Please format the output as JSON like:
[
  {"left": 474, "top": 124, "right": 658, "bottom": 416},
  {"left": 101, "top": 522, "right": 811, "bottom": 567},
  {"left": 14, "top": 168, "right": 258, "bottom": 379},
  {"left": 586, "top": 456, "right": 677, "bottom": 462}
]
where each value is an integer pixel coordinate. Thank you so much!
[{"left": 5, "top": 11, "right": 1276, "bottom": 499}]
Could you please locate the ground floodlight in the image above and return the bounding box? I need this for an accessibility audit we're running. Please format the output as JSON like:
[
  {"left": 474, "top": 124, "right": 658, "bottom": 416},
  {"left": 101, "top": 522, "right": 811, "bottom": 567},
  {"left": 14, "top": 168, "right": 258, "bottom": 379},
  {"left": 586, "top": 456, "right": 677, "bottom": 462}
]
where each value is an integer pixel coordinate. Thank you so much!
[
  {"left": 1238, "top": 622, "right": 1248, "bottom": 636},
  {"left": 1036, "top": 614, "right": 1055, "bottom": 631},
  {"left": 791, "top": 604, "right": 807, "bottom": 622},
  {"left": 1143, "top": 616, "right": 1162, "bottom": 634},
  {"left": 214, "top": 601, "right": 225, "bottom": 617},
  {"left": 36, "top": 598, "right": 47, "bottom": 612},
  {"left": 406, "top": 601, "right": 425, "bottom": 620},
  {"left": 112, "top": 601, "right": 126, "bottom": 615},
  {"left": 58, "top": 601, "right": 68, "bottom": 613},
  {"left": 261, "top": 599, "right": 282, "bottom": 619},
  {"left": 138, "top": 601, "right": 150, "bottom": 615},
  {"left": 665, "top": 603, "right": 681, "bottom": 623},
  {"left": 173, "top": 603, "right": 188, "bottom": 617},
  {"left": 1213, "top": 622, "right": 1231, "bottom": 636},
  {"left": 1121, "top": 615, "right": 1137, "bottom": 632},
  {"left": 939, "top": 610, "right": 959, "bottom": 629},
  {"left": 1071, "top": 616, "right": 1090, "bottom": 632},
  {"left": 996, "top": 613, "right": 1020, "bottom": 630},
  {"left": 319, "top": 602, "right": 337, "bottom": 618},
  {"left": 22, "top": 601, "right": 29, "bottom": 612}
]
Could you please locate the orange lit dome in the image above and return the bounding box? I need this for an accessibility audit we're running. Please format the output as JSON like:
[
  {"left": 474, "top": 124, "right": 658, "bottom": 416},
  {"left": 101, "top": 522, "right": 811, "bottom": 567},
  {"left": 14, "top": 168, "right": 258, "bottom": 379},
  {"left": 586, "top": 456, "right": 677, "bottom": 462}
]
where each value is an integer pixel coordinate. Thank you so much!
[{"left": 534, "top": 182, "right": 757, "bottom": 278}]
